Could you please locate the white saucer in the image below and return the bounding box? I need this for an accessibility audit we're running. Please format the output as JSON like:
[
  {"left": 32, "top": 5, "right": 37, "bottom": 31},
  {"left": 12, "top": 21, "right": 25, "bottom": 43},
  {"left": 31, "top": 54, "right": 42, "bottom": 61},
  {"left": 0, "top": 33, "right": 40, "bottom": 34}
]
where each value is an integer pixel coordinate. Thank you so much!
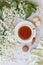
[{"left": 15, "top": 20, "right": 36, "bottom": 45}]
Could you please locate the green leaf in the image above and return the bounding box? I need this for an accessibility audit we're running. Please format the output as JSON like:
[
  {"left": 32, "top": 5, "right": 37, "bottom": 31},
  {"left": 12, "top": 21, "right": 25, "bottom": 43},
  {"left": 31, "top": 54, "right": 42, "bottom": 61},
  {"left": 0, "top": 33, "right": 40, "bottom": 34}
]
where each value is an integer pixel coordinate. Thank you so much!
[
  {"left": 24, "top": 6, "right": 35, "bottom": 18},
  {"left": 0, "top": 0, "right": 6, "bottom": 2},
  {"left": 23, "top": 1, "right": 38, "bottom": 18},
  {"left": 12, "top": 0, "right": 21, "bottom": 10},
  {"left": 0, "top": 1, "right": 4, "bottom": 8},
  {"left": 28, "top": 2, "right": 38, "bottom": 10},
  {"left": 15, "top": 0, "right": 21, "bottom": 4},
  {"left": 0, "top": 0, "right": 11, "bottom": 8},
  {"left": 0, "top": 10, "right": 3, "bottom": 18},
  {"left": 3, "top": 1, "right": 11, "bottom": 8},
  {"left": 0, "top": 6, "right": 2, "bottom": 10},
  {"left": 25, "top": 8, "right": 32, "bottom": 18},
  {"left": 12, "top": 0, "right": 21, "bottom": 4},
  {"left": 12, "top": 0, "right": 17, "bottom": 8}
]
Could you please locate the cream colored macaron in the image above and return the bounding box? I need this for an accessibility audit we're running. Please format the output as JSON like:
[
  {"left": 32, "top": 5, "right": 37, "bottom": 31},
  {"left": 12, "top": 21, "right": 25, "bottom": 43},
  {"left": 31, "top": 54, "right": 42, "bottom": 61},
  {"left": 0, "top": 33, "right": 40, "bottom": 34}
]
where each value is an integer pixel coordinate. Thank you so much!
[{"left": 33, "top": 16, "right": 41, "bottom": 26}]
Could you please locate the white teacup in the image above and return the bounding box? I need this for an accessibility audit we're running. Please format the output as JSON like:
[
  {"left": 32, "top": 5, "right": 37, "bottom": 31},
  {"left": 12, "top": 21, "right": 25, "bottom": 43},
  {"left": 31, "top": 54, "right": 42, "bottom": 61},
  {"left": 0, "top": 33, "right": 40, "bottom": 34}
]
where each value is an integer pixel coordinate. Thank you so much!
[{"left": 15, "top": 20, "right": 36, "bottom": 43}]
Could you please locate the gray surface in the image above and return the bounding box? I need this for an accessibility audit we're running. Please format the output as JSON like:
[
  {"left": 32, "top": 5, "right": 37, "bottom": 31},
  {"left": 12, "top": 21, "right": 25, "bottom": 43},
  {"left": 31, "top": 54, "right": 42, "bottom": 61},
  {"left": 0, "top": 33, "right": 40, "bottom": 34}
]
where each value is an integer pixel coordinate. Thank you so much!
[{"left": 0, "top": 0, "right": 43, "bottom": 65}]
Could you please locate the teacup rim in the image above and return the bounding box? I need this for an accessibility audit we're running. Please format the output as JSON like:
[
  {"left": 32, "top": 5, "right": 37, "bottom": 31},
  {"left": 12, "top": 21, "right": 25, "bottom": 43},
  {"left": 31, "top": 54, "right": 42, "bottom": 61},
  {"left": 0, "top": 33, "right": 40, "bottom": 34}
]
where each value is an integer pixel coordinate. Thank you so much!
[{"left": 15, "top": 20, "right": 36, "bottom": 43}]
